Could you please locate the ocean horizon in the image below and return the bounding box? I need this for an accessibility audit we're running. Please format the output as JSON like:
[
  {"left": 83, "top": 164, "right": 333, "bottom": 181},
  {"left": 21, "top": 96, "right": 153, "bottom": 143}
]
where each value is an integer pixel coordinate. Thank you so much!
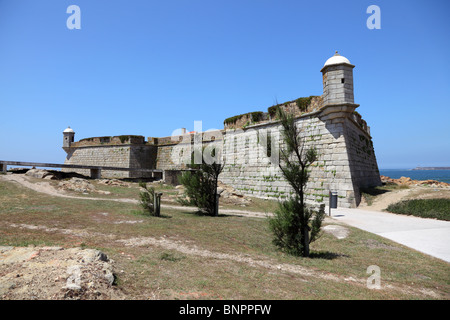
[{"left": 379, "top": 169, "right": 450, "bottom": 184}]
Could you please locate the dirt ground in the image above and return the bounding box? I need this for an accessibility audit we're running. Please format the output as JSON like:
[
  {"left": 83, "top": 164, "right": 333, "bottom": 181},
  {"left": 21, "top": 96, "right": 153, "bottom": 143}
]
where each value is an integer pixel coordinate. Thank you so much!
[
  {"left": 358, "top": 185, "right": 450, "bottom": 211},
  {"left": 0, "top": 245, "right": 125, "bottom": 300},
  {"left": 1, "top": 172, "right": 448, "bottom": 300}
]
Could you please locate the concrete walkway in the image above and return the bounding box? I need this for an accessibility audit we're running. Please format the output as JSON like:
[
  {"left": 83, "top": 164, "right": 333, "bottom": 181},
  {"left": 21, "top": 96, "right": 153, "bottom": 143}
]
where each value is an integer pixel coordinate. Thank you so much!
[{"left": 330, "top": 207, "right": 450, "bottom": 263}]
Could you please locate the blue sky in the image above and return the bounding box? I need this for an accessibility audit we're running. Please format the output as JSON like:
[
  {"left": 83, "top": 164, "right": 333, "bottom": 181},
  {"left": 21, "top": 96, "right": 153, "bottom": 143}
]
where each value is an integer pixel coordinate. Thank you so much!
[{"left": 0, "top": 0, "right": 449, "bottom": 169}]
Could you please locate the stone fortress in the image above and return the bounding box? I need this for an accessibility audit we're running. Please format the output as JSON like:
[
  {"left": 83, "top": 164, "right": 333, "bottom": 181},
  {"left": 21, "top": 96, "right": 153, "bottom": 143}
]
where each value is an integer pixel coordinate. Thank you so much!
[{"left": 62, "top": 52, "right": 382, "bottom": 208}]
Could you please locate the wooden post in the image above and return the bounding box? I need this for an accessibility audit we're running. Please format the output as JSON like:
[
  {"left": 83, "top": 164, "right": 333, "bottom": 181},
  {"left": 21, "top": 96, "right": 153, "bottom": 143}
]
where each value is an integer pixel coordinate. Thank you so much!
[
  {"left": 215, "top": 193, "right": 220, "bottom": 217},
  {"left": 304, "top": 226, "right": 310, "bottom": 257},
  {"left": 0, "top": 163, "right": 7, "bottom": 173}
]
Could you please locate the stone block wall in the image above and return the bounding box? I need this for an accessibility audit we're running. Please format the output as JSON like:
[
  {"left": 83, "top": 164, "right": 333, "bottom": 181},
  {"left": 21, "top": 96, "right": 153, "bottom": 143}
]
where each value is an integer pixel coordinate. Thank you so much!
[
  {"left": 343, "top": 117, "right": 382, "bottom": 204},
  {"left": 63, "top": 146, "right": 132, "bottom": 178},
  {"left": 154, "top": 105, "right": 381, "bottom": 208},
  {"left": 156, "top": 133, "right": 223, "bottom": 171},
  {"left": 62, "top": 106, "right": 381, "bottom": 208},
  {"left": 129, "top": 145, "right": 157, "bottom": 178},
  {"left": 63, "top": 144, "right": 156, "bottom": 178},
  {"left": 322, "top": 64, "right": 354, "bottom": 106},
  {"left": 218, "top": 111, "right": 358, "bottom": 208}
]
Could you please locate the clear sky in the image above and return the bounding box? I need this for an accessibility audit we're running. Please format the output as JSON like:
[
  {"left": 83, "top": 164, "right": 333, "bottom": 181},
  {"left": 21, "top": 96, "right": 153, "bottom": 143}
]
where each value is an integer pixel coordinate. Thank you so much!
[{"left": 0, "top": 0, "right": 449, "bottom": 169}]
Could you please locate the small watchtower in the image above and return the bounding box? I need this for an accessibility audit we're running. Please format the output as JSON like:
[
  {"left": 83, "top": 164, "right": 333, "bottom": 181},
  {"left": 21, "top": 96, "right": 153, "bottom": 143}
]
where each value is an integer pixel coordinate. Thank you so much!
[
  {"left": 63, "top": 126, "right": 75, "bottom": 149},
  {"left": 320, "top": 51, "right": 355, "bottom": 106}
]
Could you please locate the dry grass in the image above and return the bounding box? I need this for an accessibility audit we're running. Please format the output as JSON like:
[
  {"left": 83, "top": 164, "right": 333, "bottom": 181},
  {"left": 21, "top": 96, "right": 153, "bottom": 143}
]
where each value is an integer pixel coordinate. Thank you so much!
[{"left": 0, "top": 178, "right": 449, "bottom": 300}]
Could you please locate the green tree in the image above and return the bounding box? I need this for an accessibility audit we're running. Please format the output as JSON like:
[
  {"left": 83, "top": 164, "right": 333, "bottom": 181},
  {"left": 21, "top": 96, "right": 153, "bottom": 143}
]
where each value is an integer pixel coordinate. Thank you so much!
[
  {"left": 268, "top": 107, "right": 325, "bottom": 257},
  {"left": 139, "top": 182, "right": 156, "bottom": 215},
  {"left": 178, "top": 146, "right": 225, "bottom": 216}
]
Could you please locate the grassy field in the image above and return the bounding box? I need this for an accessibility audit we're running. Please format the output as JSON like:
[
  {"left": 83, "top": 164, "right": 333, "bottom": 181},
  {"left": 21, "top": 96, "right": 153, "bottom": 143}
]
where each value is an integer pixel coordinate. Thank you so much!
[
  {"left": 386, "top": 199, "right": 450, "bottom": 221},
  {"left": 53, "top": 178, "right": 281, "bottom": 214},
  {"left": 0, "top": 178, "right": 449, "bottom": 299}
]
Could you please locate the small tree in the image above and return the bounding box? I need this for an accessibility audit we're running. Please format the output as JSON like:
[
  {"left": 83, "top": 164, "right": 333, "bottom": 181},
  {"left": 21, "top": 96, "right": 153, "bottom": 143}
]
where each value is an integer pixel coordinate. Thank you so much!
[
  {"left": 139, "top": 182, "right": 156, "bottom": 215},
  {"left": 268, "top": 107, "right": 325, "bottom": 257},
  {"left": 178, "top": 147, "right": 225, "bottom": 216}
]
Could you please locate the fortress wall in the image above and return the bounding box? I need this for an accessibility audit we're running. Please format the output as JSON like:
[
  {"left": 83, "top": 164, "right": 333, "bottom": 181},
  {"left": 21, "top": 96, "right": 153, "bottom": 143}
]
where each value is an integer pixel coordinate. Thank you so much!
[
  {"left": 62, "top": 113, "right": 380, "bottom": 208},
  {"left": 343, "top": 117, "right": 382, "bottom": 204},
  {"left": 152, "top": 108, "right": 379, "bottom": 208},
  {"left": 63, "top": 145, "right": 132, "bottom": 178},
  {"left": 64, "top": 144, "right": 158, "bottom": 178},
  {"left": 129, "top": 145, "right": 158, "bottom": 178},
  {"left": 156, "top": 134, "right": 223, "bottom": 171},
  {"left": 156, "top": 144, "right": 185, "bottom": 171},
  {"left": 218, "top": 113, "right": 357, "bottom": 208}
]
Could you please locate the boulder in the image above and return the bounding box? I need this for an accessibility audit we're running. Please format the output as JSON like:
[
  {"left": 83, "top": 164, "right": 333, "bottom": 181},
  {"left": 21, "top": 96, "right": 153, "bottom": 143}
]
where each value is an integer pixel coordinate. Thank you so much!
[
  {"left": 25, "top": 169, "right": 55, "bottom": 180},
  {"left": 58, "top": 177, "right": 95, "bottom": 194}
]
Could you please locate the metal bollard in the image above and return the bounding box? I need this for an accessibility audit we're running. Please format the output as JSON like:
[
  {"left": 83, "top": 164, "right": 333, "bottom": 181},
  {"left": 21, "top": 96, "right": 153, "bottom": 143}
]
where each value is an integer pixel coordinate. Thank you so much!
[
  {"left": 329, "top": 191, "right": 338, "bottom": 216},
  {"left": 154, "top": 192, "right": 163, "bottom": 217}
]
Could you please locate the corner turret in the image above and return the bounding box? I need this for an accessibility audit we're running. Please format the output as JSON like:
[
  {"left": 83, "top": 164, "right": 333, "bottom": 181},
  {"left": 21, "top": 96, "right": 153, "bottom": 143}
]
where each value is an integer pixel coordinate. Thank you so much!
[
  {"left": 63, "top": 126, "right": 75, "bottom": 150},
  {"left": 321, "top": 51, "right": 355, "bottom": 106}
]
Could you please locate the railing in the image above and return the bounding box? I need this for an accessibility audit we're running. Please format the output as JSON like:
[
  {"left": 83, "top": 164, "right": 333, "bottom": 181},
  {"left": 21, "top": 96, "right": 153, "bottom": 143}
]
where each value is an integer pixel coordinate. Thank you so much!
[{"left": 0, "top": 160, "right": 163, "bottom": 179}]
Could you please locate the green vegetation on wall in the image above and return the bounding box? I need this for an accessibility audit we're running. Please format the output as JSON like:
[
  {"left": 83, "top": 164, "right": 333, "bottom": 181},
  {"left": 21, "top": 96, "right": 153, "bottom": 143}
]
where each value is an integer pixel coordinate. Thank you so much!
[
  {"left": 268, "top": 96, "right": 319, "bottom": 118},
  {"left": 224, "top": 111, "right": 264, "bottom": 127},
  {"left": 118, "top": 135, "right": 143, "bottom": 144},
  {"left": 295, "top": 96, "right": 314, "bottom": 112}
]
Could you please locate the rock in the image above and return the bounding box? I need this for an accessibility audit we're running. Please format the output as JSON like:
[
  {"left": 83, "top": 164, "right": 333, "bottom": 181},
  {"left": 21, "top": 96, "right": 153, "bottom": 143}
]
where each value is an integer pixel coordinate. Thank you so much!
[
  {"left": 102, "top": 267, "right": 115, "bottom": 285},
  {"left": 58, "top": 177, "right": 95, "bottom": 194},
  {"left": 380, "top": 175, "right": 450, "bottom": 188},
  {"left": 97, "top": 179, "right": 129, "bottom": 187},
  {"left": 0, "top": 246, "right": 14, "bottom": 254},
  {"left": 64, "top": 283, "right": 82, "bottom": 291},
  {"left": 323, "top": 225, "right": 350, "bottom": 239},
  {"left": 78, "top": 249, "right": 109, "bottom": 263},
  {"left": 25, "top": 169, "right": 54, "bottom": 180},
  {"left": 0, "top": 247, "right": 123, "bottom": 300},
  {"left": 398, "top": 176, "right": 412, "bottom": 184},
  {"left": 221, "top": 191, "right": 230, "bottom": 198}
]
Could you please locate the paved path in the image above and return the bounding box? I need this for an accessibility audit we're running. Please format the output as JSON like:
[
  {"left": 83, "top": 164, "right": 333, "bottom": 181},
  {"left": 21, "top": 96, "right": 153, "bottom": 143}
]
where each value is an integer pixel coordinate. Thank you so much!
[{"left": 330, "top": 208, "right": 450, "bottom": 263}]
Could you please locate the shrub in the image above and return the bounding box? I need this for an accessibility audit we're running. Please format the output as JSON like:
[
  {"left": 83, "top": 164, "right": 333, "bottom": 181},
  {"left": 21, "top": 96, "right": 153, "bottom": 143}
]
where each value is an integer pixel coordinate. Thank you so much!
[
  {"left": 267, "top": 106, "right": 324, "bottom": 257},
  {"left": 250, "top": 111, "right": 264, "bottom": 123},
  {"left": 138, "top": 182, "right": 156, "bottom": 216},
  {"left": 178, "top": 148, "right": 225, "bottom": 216},
  {"left": 269, "top": 197, "right": 325, "bottom": 256},
  {"left": 224, "top": 111, "right": 264, "bottom": 127},
  {"left": 119, "top": 135, "right": 130, "bottom": 143},
  {"left": 295, "top": 96, "right": 317, "bottom": 112},
  {"left": 386, "top": 199, "right": 450, "bottom": 221},
  {"left": 224, "top": 115, "right": 244, "bottom": 126}
]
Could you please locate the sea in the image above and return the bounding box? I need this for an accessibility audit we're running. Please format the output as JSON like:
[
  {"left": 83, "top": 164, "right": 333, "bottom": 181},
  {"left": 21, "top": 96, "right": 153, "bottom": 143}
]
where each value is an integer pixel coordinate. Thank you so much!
[{"left": 379, "top": 169, "right": 450, "bottom": 184}]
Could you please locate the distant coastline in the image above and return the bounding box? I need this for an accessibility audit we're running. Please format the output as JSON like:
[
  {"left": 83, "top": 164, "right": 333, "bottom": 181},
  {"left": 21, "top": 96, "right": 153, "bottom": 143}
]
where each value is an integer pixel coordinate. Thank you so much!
[
  {"left": 412, "top": 167, "right": 450, "bottom": 171},
  {"left": 379, "top": 169, "right": 450, "bottom": 184}
]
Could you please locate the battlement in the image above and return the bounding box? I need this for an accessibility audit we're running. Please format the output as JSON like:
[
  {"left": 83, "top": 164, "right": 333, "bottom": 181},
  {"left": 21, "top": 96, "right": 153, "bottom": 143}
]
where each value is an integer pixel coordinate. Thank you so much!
[
  {"left": 223, "top": 95, "right": 325, "bottom": 130},
  {"left": 72, "top": 135, "right": 147, "bottom": 148}
]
